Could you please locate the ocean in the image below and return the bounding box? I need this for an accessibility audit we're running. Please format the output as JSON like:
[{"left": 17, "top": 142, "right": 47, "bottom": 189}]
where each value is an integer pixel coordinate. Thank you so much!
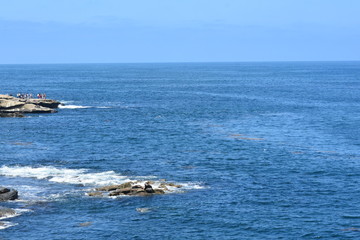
[{"left": 0, "top": 62, "right": 359, "bottom": 239}]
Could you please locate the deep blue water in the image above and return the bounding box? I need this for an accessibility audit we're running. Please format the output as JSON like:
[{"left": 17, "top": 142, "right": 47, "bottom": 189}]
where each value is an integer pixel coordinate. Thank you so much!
[{"left": 0, "top": 62, "right": 360, "bottom": 239}]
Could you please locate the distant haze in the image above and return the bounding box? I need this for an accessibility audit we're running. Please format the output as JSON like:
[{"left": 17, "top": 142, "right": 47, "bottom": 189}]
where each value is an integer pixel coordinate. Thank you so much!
[{"left": 0, "top": 0, "right": 359, "bottom": 64}]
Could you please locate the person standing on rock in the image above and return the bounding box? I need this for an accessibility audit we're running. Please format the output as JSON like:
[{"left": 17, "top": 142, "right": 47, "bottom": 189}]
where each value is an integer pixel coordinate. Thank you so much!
[{"left": 144, "top": 182, "right": 155, "bottom": 193}]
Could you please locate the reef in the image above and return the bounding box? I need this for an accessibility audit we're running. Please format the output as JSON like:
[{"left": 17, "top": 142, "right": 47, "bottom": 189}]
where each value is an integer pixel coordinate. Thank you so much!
[{"left": 87, "top": 181, "right": 183, "bottom": 197}]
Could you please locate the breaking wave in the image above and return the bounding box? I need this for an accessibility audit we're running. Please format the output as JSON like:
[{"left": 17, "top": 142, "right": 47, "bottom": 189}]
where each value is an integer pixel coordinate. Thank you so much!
[
  {"left": 0, "top": 165, "right": 205, "bottom": 190},
  {"left": 0, "top": 221, "right": 18, "bottom": 230},
  {"left": 58, "top": 104, "right": 91, "bottom": 109},
  {"left": 0, "top": 208, "right": 31, "bottom": 230},
  {"left": 0, "top": 166, "right": 131, "bottom": 186},
  {"left": 58, "top": 104, "right": 112, "bottom": 109}
]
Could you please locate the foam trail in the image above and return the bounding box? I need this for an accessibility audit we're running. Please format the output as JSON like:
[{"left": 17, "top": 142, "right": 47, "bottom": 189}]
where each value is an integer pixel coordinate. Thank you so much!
[
  {"left": 0, "top": 221, "right": 18, "bottom": 230},
  {"left": 0, "top": 166, "right": 131, "bottom": 186},
  {"left": 0, "top": 166, "right": 205, "bottom": 191},
  {"left": 59, "top": 105, "right": 112, "bottom": 109},
  {"left": 58, "top": 104, "right": 91, "bottom": 109}
]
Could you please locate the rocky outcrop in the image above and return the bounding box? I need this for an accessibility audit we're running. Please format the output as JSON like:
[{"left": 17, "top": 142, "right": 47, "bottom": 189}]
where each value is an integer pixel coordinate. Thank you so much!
[
  {"left": 88, "top": 181, "right": 182, "bottom": 197},
  {"left": 0, "top": 187, "right": 18, "bottom": 201},
  {"left": 0, "top": 94, "right": 60, "bottom": 117},
  {"left": 0, "top": 208, "right": 16, "bottom": 218}
]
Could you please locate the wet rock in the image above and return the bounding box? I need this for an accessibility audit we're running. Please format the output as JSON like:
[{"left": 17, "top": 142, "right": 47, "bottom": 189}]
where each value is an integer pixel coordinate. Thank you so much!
[
  {"left": 78, "top": 222, "right": 92, "bottom": 227},
  {"left": 168, "top": 183, "right": 182, "bottom": 188},
  {"left": 0, "top": 208, "right": 16, "bottom": 218},
  {"left": 144, "top": 182, "right": 155, "bottom": 193},
  {"left": 0, "top": 112, "right": 25, "bottom": 118},
  {"left": 89, "top": 180, "right": 183, "bottom": 198},
  {"left": 154, "top": 189, "right": 165, "bottom": 194},
  {"left": 0, "top": 187, "right": 18, "bottom": 201},
  {"left": 87, "top": 192, "right": 103, "bottom": 197},
  {"left": 95, "top": 182, "right": 133, "bottom": 191},
  {"left": 159, "top": 183, "right": 169, "bottom": 191}
]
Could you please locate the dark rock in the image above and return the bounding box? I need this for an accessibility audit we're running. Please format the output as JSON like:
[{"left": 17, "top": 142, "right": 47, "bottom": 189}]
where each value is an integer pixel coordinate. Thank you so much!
[
  {"left": 26, "top": 99, "right": 61, "bottom": 108},
  {"left": 145, "top": 188, "right": 155, "bottom": 193},
  {"left": 0, "top": 187, "right": 18, "bottom": 201},
  {"left": 154, "top": 189, "right": 165, "bottom": 194},
  {"left": 0, "top": 187, "right": 10, "bottom": 194},
  {"left": 144, "top": 182, "right": 155, "bottom": 193},
  {"left": 0, "top": 112, "right": 25, "bottom": 118}
]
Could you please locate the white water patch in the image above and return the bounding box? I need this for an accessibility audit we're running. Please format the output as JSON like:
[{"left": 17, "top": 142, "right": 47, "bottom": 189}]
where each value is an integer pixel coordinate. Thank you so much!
[
  {"left": 58, "top": 104, "right": 91, "bottom": 109},
  {"left": 59, "top": 104, "right": 112, "bottom": 109},
  {"left": 0, "top": 221, "right": 18, "bottom": 230},
  {"left": 0, "top": 208, "right": 32, "bottom": 221},
  {"left": 0, "top": 166, "right": 205, "bottom": 191},
  {"left": 0, "top": 166, "right": 132, "bottom": 186},
  {"left": 59, "top": 100, "right": 74, "bottom": 104},
  {"left": 0, "top": 208, "right": 31, "bottom": 230}
]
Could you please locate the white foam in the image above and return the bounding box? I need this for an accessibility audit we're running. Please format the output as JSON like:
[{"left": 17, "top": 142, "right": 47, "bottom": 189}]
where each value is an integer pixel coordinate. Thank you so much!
[
  {"left": 0, "top": 208, "right": 31, "bottom": 221},
  {"left": 59, "top": 100, "right": 74, "bottom": 104},
  {"left": 0, "top": 166, "right": 131, "bottom": 186},
  {"left": 0, "top": 166, "right": 205, "bottom": 191},
  {"left": 0, "top": 221, "right": 18, "bottom": 230},
  {"left": 59, "top": 104, "right": 112, "bottom": 109},
  {"left": 58, "top": 104, "right": 91, "bottom": 109},
  {"left": 0, "top": 210, "right": 18, "bottom": 220}
]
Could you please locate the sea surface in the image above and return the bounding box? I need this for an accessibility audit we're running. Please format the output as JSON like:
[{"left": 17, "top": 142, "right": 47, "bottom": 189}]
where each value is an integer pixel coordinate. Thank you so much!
[{"left": 0, "top": 62, "right": 359, "bottom": 239}]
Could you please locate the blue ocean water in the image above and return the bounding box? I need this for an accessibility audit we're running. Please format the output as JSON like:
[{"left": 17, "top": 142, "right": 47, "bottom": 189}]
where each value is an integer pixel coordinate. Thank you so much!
[{"left": 0, "top": 62, "right": 359, "bottom": 239}]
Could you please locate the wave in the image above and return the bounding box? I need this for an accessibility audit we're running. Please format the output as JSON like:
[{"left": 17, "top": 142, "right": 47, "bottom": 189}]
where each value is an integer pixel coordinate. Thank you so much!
[
  {"left": 58, "top": 104, "right": 91, "bottom": 109},
  {"left": 0, "top": 208, "right": 31, "bottom": 230},
  {"left": 0, "top": 208, "right": 31, "bottom": 221},
  {"left": 0, "top": 221, "right": 18, "bottom": 230},
  {"left": 0, "top": 166, "right": 131, "bottom": 186},
  {"left": 58, "top": 104, "right": 112, "bottom": 109},
  {"left": 0, "top": 166, "right": 205, "bottom": 191}
]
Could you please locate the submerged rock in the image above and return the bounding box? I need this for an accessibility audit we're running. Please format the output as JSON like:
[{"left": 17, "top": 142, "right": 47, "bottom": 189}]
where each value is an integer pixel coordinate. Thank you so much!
[
  {"left": 0, "top": 187, "right": 18, "bottom": 201},
  {"left": 136, "top": 208, "right": 151, "bottom": 213},
  {"left": 0, "top": 112, "right": 25, "bottom": 118},
  {"left": 78, "top": 222, "right": 93, "bottom": 227}
]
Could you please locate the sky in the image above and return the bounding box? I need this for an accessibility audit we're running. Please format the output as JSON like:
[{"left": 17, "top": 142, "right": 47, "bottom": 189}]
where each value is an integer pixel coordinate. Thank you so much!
[{"left": 0, "top": 0, "right": 359, "bottom": 63}]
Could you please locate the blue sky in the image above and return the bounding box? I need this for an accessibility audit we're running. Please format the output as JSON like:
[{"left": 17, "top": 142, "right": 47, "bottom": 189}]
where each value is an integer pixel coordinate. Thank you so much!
[{"left": 0, "top": 0, "right": 359, "bottom": 63}]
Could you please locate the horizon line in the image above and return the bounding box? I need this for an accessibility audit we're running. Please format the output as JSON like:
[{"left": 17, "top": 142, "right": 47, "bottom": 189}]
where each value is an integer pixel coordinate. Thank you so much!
[{"left": 0, "top": 60, "right": 359, "bottom": 65}]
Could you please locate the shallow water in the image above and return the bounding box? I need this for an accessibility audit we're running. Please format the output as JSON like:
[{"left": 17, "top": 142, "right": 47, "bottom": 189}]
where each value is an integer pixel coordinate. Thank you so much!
[{"left": 0, "top": 62, "right": 360, "bottom": 239}]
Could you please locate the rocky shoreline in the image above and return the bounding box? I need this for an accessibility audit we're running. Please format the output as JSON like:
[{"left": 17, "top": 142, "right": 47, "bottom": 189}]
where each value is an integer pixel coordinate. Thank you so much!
[{"left": 0, "top": 94, "right": 60, "bottom": 117}]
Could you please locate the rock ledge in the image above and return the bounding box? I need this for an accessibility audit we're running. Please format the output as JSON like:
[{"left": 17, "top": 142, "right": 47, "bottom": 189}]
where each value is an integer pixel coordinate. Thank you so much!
[{"left": 0, "top": 94, "right": 60, "bottom": 117}]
